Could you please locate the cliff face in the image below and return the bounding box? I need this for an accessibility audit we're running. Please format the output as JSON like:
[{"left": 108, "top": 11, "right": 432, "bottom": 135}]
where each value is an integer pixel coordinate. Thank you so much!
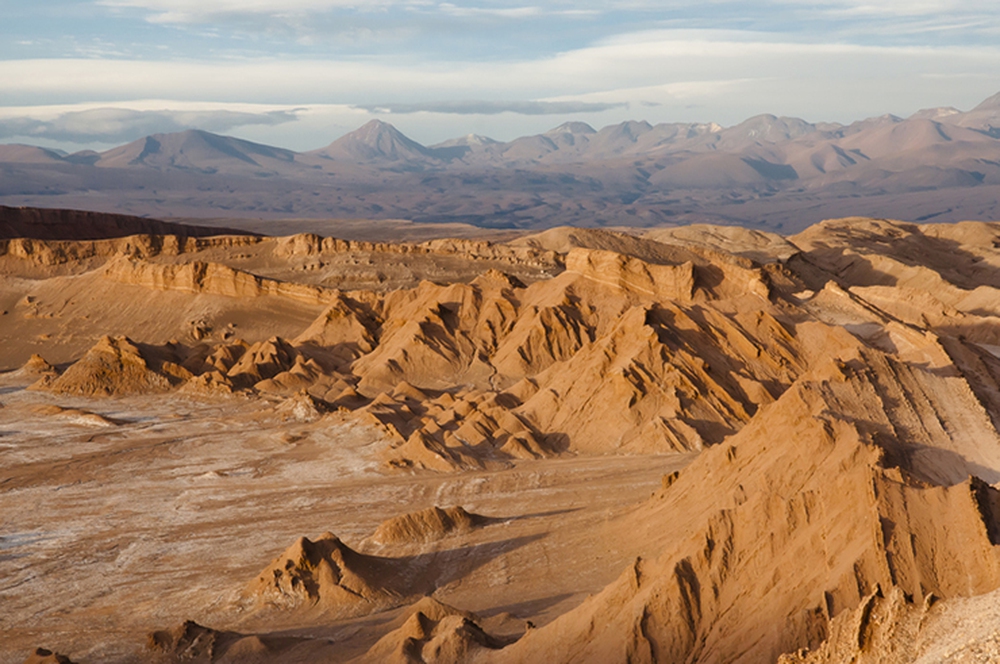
[
  {"left": 564, "top": 249, "right": 696, "bottom": 302},
  {"left": 101, "top": 256, "right": 335, "bottom": 306},
  {"left": 0, "top": 234, "right": 261, "bottom": 267}
]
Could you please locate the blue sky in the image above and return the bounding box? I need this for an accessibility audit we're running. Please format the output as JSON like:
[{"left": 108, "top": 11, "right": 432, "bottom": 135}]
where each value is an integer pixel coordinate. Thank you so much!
[{"left": 3, "top": 1, "right": 1000, "bottom": 151}]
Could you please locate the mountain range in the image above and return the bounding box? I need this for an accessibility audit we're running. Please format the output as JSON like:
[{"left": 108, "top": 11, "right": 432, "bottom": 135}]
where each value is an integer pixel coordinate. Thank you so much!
[{"left": 4, "top": 91, "right": 1000, "bottom": 233}]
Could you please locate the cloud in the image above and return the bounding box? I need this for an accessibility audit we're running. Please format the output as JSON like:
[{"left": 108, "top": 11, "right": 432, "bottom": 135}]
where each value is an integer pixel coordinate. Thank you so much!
[
  {"left": 9, "top": 31, "right": 995, "bottom": 105},
  {"left": 0, "top": 107, "right": 301, "bottom": 144},
  {"left": 436, "top": 4, "right": 543, "bottom": 18},
  {"left": 795, "top": 0, "right": 965, "bottom": 18},
  {"left": 90, "top": 0, "right": 606, "bottom": 55},
  {"left": 97, "top": 0, "right": 555, "bottom": 24},
  {"left": 94, "top": 0, "right": 1000, "bottom": 24},
  {"left": 3, "top": 26, "right": 1000, "bottom": 146},
  {"left": 98, "top": 0, "right": 409, "bottom": 21},
  {"left": 354, "top": 100, "right": 627, "bottom": 115},
  {"left": 75, "top": 0, "right": 1000, "bottom": 73}
]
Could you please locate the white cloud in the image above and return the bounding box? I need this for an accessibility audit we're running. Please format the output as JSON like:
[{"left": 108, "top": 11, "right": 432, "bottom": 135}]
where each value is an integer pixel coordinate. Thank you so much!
[
  {"left": 88, "top": 0, "right": 1000, "bottom": 39},
  {"left": 99, "top": 0, "right": 414, "bottom": 17},
  {"left": 0, "top": 103, "right": 302, "bottom": 144},
  {"left": 437, "top": 4, "right": 543, "bottom": 18},
  {"left": 6, "top": 31, "right": 998, "bottom": 104},
  {"left": 543, "top": 79, "right": 764, "bottom": 104},
  {"left": 97, "top": 0, "right": 559, "bottom": 24},
  {"left": 3, "top": 26, "right": 999, "bottom": 149},
  {"left": 799, "top": 0, "right": 964, "bottom": 17},
  {"left": 353, "top": 99, "right": 626, "bottom": 114}
]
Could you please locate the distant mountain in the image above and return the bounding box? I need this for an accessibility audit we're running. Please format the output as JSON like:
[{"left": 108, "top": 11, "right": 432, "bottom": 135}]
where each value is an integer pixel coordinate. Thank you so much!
[
  {"left": 836, "top": 118, "right": 991, "bottom": 160},
  {"left": 579, "top": 120, "right": 652, "bottom": 156},
  {"left": 3, "top": 91, "right": 1000, "bottom": 232},
  {"left": 310, "top": 119, "right": 436, "bottom": 165},
  {"left": 544, "top": 122, "right": 596, "bottom": 136},
  {"left": 836, "top": 114, "right": 902, "bottom": 138},
  {"left": 432, "top": 134, "right": 501, "bottom": 148},
  {"left": 943, "top": 94, "right": 1000, "bottom": 137},
  {"left": 720, "top": 115, "right": 816, "bottom": 144},
  {"left": 0, "top": 144, "right": 65, "bottom": 164},
  {"left": 973, "top": 91, "right": 1000, "bottom": 111},
  {"left": 95, "top": 129, "right": 298, "bottom": 175},
  {"left": 428, "top": 133, "right": 502, "bottom": 160},
  {"left": 910, "top": 107, "right": 961, "bottom": 121}
]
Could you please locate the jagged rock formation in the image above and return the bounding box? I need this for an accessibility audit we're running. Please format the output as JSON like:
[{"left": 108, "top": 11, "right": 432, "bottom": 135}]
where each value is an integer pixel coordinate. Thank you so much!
[
  {"left": 778, "top": 585, "right": 1000, "bottom": 663},
  {"left": 777, "top": 587, "right": 935, "bottom": 664},
  {"left": 485, "top": 345, "right": 1000, "bottom": 663},
  {"left": 294, "top": 294, "right": 378, "bottom": 360},
  {"left": 146, "top": 599, "right": 510, "bottom": 664},
  {"left": 240, "top": 533, "right": 409, "bottom": 617},
  {"left": 0, "top": 353, "right": 60, "bottom": 388},
  {"left": 147, "top": 621, "right": 245, "bottom": 663},
  {"left": 146, "top": 620, "right": 334, "bottom": 664},
  {"left": 20, "top": 217, "right": 1000, "bottom": 471},
  {"left": 14, "top": 223, "right": 799, "bottom": 468},
  {"left": 226, "top": 337, "right": 304, "bottom": 387},
  {"left": 35, "top": 335, "right": 176, "bottom": 397},
  {"left": 11, "top": 215, "right": 1000, "bottom": 662},
  {"left": 357, "top": 597, "right": 511, "bottom": 663}
]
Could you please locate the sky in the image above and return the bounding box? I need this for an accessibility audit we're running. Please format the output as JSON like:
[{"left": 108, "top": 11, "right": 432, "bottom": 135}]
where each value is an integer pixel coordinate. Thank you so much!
[{"left": 2, "top": 1, "right": 1000, "bottom": 152}]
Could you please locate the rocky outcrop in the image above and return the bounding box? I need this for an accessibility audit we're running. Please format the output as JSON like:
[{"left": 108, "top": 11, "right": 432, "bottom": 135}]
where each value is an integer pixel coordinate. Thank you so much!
[
  {"left": 565, "top": 248, "right": 696, "bottom": 302},
  {"left": 272, "top": 232, "right": 558, "bottom": 270},
  {"left": 101, "top": 256, "right": 333, "bottom": 305},
  {"left": 15, "top": 216, "right": 1000, "bottom": 662},
  {"left": 240, "top": 533, "right": 409, "bottom": 617},
  {"left": 34, "top": 335, "right": 174, "bottom": 397},
  {"left": 293, "top": 293, "right": 378, "bottom": 358},
  {"left": 357, "top": 597, "right": 511, "bottom": 663},
  {"left": 1, "top": 233, "right": 260, "bottom": 268}
]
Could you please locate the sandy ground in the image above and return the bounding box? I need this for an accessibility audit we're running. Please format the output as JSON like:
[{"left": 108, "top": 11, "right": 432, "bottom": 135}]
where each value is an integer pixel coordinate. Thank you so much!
[{"left": 0, "top": 381, "right": 693, "bottom": 663}]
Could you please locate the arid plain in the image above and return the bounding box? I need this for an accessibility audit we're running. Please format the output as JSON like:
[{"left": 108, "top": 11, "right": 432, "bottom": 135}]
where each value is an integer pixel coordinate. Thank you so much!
[{"left": 6, "top": 204, "right": 1000, "bottom": 663}]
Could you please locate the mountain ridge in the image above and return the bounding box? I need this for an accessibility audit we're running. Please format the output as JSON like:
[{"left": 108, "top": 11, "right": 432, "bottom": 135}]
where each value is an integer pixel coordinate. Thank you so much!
[
  {"left": 9, "top": 89, "right": 999, "bottom": 170},
  {"left": 4, "top": 90, "right": 1000, "bottom": 233}
]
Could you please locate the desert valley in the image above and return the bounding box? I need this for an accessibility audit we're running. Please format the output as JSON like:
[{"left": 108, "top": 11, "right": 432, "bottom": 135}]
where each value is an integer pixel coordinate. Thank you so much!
[
  {"left": 10, "top": 0, "right": 1000, "bottom": 656},
  {"left": 6, "top": 198, "right": 1000, "bottom": 662}
]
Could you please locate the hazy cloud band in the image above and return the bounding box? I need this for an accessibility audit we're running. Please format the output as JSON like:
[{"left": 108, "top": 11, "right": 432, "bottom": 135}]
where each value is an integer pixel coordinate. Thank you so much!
[
  {"left": 353, "top": 100, "right": 628, "bottom": 115},
  {"left": 0, "top": 107, "right": 301, "bottom": 144}
]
